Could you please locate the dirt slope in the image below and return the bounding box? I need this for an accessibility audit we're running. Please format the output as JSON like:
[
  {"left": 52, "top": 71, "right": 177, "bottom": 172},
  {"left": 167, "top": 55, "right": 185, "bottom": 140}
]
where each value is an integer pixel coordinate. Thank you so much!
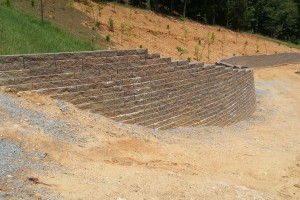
[
  {"left": 10, "top": 0, "right": 300, "bottom": 63},
  {"left": 1, "top": 63, "right": 300, "bottom": 199},
  {"left": 74, "top": 2, "right": 300, "bottom": 62}
]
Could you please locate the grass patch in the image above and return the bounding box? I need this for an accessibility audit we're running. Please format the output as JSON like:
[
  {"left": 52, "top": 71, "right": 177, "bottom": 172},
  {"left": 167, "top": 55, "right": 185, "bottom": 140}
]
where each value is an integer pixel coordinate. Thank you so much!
[
  {"left": 246, "top": 32, "right": 300, "bottom": 50},
  {"left": 0, "top": 5, "right": 95, "bottom": 55}
]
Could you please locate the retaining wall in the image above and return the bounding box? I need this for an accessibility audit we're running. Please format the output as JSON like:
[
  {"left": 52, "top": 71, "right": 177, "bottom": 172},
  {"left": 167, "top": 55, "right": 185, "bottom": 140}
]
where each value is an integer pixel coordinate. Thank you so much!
[{"left": 0, "top": 49, "right": 256, "bottom": 130}]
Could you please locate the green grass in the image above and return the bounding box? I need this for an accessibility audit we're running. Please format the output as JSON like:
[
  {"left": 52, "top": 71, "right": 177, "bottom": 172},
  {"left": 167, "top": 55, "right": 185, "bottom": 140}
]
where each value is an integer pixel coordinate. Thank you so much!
[
  {"left": 245, "top": 32, "right": 300, "bottom": 50},
  {"left": 0, "top": 5, "right": 95, "bottom": 55}
]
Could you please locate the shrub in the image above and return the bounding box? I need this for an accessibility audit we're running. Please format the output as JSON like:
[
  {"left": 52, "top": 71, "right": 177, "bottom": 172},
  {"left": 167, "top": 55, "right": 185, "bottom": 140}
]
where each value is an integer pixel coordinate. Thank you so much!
[
  {"left": 95, "top": 20, "right": 100, "bottom": 28},
  {"left": 106, "top": 35, "right": 111, "bottom": 42},
  {"left": 6, "top": 0, "right": 11, "bottom": 7},
  {"left": 31, "top": 0, "right": 35, "bottom": 7}
]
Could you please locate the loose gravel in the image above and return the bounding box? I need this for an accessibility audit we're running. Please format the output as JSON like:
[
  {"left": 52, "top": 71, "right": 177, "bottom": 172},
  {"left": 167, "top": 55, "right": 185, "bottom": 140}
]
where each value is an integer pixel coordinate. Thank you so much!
[
  {"left": 0, "top": 94, "right": 86, "bottom": 143},
  {"left": 0, "top": 139, "right": 62, "bottom": 200},
  {"left": 0, "top": 139, "right": 21, "bottom": 177}
]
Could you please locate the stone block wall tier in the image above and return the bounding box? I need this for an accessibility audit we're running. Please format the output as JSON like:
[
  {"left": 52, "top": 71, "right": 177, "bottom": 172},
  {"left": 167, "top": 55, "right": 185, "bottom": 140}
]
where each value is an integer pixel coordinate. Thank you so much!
[{"left": 0, "top": 49, "right": 256, "bottom": 130}]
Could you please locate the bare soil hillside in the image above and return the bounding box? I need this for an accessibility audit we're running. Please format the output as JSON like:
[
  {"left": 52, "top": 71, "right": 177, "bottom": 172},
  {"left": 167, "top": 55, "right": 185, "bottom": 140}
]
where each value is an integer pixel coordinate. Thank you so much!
[
  {"left": 74, "top": 2, "right": 300, "bottom": 62},
  {"left": 1, "top": 63, "right": 300, "bottom": 199},
  {"left": 10, "top": 0, "right": 300, "bottom": 63}
]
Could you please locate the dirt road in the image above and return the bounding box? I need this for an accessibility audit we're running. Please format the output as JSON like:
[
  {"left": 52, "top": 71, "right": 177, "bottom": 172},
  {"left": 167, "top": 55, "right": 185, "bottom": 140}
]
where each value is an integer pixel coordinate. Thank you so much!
[
  {"left": 0, "top": 63, "right": 300, "bottom": 199},
  {"left": 220, "top": 53, "right": 300, "bottom": 68}
]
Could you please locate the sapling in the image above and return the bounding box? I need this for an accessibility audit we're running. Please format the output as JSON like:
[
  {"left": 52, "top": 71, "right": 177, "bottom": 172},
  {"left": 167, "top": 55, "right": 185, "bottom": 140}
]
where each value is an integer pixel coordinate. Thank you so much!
[
  {"left": 176, "top": 46, "right": 185, "bottom": 59},
  {"left": 256, "top": 44, "right": 260, "bottom": 53},
  {"left": 108, "top": 16, "right": 114, "bottom": 32},
  {"left": 194, "top": 45, "right": 200, "bottom": 61},
  {"left": 243, "top": 41, "right": 248, "bottom": 55},
  {"left": 221, "top": 33, "right": 225, "bottom": 57},
  {"left": 207, "top": 32, "right": 216, "bottom": 62}
]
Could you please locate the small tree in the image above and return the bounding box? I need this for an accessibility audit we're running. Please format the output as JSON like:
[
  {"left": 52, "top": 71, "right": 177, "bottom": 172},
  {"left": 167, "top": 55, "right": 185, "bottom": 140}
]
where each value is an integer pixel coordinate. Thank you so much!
[
  {"left": 207, "top": 32, "right": 216, "bottom": 62},
  {"left": 182, "top": 25, "right": 188, "bottom": 41}
]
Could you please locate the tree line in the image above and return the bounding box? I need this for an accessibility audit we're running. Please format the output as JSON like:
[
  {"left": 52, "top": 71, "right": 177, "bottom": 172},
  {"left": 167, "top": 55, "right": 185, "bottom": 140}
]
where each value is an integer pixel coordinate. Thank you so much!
[{"left": 107, "top": 0, "right": 300, "bottom": 44}]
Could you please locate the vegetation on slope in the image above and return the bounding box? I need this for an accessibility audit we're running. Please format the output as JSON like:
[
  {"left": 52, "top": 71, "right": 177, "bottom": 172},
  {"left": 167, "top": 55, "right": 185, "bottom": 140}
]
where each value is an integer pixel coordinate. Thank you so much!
[
  {"left": 0, "top": 4, "right": 95, "bottom": 55},
  {"left": 72, "top": 1, "right": 299, "bottom": 62}
]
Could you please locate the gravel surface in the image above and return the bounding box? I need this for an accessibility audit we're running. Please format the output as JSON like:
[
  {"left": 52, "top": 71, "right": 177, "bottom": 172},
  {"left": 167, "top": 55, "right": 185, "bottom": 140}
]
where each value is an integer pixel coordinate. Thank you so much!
[
  {"left": 0, "top": 139, "right": 21, "bottom": 177},
  {"left": 0, "top": 94, "right": 86, "bottom": 143},
  {"left": 0, "top": 139, "right": 62, "bottom": 200},
  {"left": 0, "top": 93, "right": 80, "bottom": 199},
  {"left": 220, "top": 53, "right": 300, "bottom": 68}
]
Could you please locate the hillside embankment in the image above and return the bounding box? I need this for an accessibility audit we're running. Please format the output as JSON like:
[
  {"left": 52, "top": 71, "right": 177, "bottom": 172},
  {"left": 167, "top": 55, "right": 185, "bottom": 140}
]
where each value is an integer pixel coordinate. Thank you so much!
[{"left": 10, "top": 0, "right": 300, "bottom": 63}]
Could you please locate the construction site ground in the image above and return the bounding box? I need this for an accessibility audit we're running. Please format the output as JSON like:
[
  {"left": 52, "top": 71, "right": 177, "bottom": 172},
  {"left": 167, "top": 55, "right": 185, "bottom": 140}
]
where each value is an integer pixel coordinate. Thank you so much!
[{"left": 0, "top": 62, "right": 300, "bottom": 199}]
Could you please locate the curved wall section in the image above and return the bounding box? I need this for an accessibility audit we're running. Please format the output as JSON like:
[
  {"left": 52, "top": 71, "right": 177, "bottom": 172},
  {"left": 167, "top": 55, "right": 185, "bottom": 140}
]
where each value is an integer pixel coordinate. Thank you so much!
[{"left": 0, "top": 49, "right": 256, "bottom": 130}]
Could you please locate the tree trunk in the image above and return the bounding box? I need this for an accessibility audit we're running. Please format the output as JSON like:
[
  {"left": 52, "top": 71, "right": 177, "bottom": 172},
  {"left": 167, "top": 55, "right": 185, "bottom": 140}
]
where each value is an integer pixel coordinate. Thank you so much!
[
  {"left": 212, "top": 0, "right": 216, "bottom": 25},
  {"left": 183, "top": 0, "right": 188, "bottom": 18},
  {"left": 147, "top": 0, "right": 150, "bottom": 9},
  {"left": 40, "top": 0, "right": 44, "bottom": 23},
  {"left": 226, "top": 0, "right": 229, "bottom": 27}
]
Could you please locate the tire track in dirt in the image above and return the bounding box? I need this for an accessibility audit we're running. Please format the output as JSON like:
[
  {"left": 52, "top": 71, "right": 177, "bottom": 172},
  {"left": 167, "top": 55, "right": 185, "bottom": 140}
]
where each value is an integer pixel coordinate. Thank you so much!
[{"left": 278, "top": 155, "right": 300, "bottom": 199}]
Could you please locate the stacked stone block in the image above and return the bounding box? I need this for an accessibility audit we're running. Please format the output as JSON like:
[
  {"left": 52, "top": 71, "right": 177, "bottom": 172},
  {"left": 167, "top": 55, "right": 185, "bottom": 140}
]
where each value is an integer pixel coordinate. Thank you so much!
[{"left": 0, "top": 49, "right": 256, "bottom": 130}]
